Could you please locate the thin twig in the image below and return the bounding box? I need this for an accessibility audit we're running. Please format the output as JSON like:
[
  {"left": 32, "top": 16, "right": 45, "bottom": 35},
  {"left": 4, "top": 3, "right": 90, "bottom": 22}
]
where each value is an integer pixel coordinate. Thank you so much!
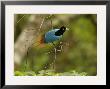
[
  {"left": 38, "top": 17, "right": 45, "bottom": 32},
  {"left": 38, "top": 14, "right": 53, "bottom": 31},
  {"left": 17, "top": 15, "right": 26, "bottom": 24}
]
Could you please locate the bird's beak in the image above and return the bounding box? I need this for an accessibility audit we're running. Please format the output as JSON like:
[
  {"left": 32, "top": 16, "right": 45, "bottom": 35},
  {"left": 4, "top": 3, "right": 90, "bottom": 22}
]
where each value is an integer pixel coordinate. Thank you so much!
[{"left": 66, "top": 28, "right": 69, "bottom": 31}]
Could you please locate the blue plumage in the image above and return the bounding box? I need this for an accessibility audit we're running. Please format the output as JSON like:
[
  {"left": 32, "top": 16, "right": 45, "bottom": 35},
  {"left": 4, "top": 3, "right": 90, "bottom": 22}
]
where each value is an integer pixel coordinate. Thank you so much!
[{"left": 44, "top": 29, "right": 62, "bottom": 43}]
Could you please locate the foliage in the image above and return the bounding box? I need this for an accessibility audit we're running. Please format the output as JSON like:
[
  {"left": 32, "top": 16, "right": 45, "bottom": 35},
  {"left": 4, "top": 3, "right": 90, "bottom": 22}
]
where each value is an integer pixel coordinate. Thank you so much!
[{"left": 15, "top": 70, "right": 87, "bottom": 76}]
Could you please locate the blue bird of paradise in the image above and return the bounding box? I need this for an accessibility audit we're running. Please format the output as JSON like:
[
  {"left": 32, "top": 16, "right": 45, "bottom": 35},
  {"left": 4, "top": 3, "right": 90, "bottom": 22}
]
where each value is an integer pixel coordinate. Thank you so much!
[
  {"left": 45, "top": 26, "right": 69, "bottom": 43},
  {"left": 33, "top": 26, "right": 69, "bottom": 48},
  {"left": 26, "top": 26, "right": 69, "bottom": 69}
]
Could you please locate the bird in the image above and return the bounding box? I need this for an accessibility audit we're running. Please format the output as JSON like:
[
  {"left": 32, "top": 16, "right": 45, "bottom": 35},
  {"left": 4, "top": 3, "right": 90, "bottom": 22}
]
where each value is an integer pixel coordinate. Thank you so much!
[
  {"left": 45, "top": 26, "right": 68, "bottom": 43},
  {"left": 26, "top": 26, "right": 69, "bottom": 69},
  {"left": 33, "top": 26, "right": 69, "bottom": 48}
]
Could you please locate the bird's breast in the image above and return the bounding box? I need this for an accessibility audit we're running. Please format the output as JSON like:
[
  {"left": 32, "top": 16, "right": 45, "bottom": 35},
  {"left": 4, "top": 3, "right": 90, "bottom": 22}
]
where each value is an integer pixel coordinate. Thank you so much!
[{"left": 44, "top": 29, "right": 62, "bottom": 43}]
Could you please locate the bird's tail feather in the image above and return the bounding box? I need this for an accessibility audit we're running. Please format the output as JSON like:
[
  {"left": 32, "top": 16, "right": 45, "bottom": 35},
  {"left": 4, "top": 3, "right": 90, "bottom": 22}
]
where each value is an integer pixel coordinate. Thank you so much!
[{"left": 32, "top": 34, "right": 45, "bottom": 48}]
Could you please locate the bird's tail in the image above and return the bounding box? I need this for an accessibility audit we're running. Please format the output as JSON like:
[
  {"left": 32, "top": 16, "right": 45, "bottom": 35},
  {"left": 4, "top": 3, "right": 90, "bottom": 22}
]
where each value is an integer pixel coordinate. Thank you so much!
[{"left": 32, "top": 34, "right": 45, "bottom": 48}]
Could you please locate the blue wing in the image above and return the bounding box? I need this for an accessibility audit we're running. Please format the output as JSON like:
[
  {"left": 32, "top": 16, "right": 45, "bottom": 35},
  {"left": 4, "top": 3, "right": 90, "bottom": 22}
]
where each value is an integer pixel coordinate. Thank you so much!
[{"left": 44, "top": 29, "right": 62, "bottom": 43}]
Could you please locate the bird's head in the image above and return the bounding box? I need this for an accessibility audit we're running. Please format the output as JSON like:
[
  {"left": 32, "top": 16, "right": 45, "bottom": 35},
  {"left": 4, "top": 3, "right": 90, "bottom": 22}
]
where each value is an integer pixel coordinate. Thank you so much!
[{"left": 55, "top": 26, "right": 69, "bottom": 36}]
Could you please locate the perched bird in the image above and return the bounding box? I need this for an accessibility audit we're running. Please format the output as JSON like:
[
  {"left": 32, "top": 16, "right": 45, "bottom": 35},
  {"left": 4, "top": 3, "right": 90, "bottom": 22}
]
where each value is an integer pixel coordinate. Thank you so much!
[
  {"left": 26, "top": 26, "right": 69, "bottom": 71},
  {"left": 33, "top": 26, "right": 69, "bottom": 47},
  {"left": 45, "top": 26, "right": 68, "bottom": 43}
]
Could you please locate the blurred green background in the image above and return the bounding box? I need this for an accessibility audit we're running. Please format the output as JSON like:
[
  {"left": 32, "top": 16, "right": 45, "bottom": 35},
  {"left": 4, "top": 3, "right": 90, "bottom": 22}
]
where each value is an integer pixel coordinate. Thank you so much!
[{"left": 14, "top": 14, "right": 97, "bottom": 76}]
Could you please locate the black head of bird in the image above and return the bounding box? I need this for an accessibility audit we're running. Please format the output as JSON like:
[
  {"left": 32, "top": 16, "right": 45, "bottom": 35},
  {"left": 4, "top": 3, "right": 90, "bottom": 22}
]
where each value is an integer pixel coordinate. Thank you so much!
[{"left": 55, "top": 26, "right": 67, "bottom": 36}]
